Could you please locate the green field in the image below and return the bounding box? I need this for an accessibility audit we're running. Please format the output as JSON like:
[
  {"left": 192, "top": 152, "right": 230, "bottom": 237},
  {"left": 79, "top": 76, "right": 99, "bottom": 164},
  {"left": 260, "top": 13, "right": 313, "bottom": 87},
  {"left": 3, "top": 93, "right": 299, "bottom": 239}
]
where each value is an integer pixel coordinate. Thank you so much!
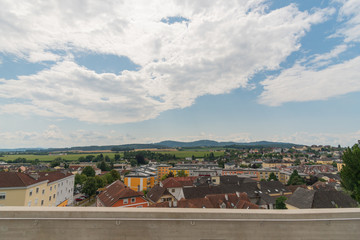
[
  {"left": 0, "top": 153, "right": 123, "bottom": 162},
  {"left": 0, "top": 150, "right": 224, "bottom": 162}
]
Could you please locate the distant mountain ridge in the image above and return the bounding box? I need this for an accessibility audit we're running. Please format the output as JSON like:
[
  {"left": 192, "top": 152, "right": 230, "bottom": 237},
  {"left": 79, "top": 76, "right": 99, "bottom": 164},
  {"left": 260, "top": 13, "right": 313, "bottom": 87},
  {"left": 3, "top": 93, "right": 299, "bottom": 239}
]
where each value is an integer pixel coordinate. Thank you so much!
[{"left": 0, "top": 140, "right": 303, "bottom": 152}]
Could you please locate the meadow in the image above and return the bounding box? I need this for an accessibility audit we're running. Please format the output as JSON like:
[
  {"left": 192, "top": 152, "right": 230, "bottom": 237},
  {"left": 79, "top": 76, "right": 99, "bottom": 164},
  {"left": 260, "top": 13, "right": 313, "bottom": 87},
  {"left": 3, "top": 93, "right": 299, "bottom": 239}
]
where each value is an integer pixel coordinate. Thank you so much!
[{"left": 0, "top": 149, "right": 225, "bottom": 162}]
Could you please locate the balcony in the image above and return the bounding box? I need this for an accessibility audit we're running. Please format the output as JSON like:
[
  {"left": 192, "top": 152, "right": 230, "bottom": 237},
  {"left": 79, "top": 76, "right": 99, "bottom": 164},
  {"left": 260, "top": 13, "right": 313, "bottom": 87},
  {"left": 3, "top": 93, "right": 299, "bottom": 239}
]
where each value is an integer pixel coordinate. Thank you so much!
[{"left": 0, "top": 207, "right": 360, "bottom": 240}]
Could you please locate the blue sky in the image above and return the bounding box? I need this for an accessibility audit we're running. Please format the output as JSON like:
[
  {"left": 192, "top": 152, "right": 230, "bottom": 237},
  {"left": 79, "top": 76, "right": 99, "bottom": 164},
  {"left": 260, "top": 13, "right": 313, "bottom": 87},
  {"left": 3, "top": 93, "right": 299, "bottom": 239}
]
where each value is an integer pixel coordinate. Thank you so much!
[{"left": 0, "top": 0, "right": 360, "bottom": 148}]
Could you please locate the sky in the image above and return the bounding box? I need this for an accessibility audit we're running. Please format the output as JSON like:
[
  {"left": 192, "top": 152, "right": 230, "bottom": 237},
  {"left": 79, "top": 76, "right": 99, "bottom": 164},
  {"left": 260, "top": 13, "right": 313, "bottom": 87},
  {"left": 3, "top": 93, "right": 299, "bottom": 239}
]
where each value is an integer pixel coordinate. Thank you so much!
[{"left": 0, "top": 0, "right": 360, "bottom": 148}]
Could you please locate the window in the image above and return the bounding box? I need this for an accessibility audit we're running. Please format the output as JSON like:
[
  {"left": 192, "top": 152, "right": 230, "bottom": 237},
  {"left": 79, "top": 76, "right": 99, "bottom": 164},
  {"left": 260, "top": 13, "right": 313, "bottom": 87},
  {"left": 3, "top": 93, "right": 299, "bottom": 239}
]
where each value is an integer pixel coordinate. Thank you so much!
[
  {"left": 42, "top": 189, "right": 45, "bottom": 195},
  {"left": 53, "top": 194, "right": 55, "bottom": 199},
  {"left": 0, "top": 192, "right": 6, "bottom": 200},
  {"left": 54, "top": 185, "right": 56, "bottom": 189},
  {"left": 29, "top": 190, "right": 33, "bottom": 196},
  {"left": 41, "top": 200, "right": 44, "bottom": 206},
  {"left": 34, "top": 199, "right": 38, "bottom": 205},
  {"left": 36, "top": 188, "right": 39, "bottom": 193},
  {"left": 49, "top": 196, "right": 52, "bottom": 201},
  {"left": 123, "top": 199, "right": 128, "bottom": 204},
  {"left": 50, "top": 186, "right": 52, "bottom": 191},
  {"left": 171, "top": 189, "right": 175, "bottom": 193},
  {"left": 131, "top": 198, "right": 136, "bottom": 203},
  {"left": 28, "top": 201, "right": 31, "bottom": 207}
]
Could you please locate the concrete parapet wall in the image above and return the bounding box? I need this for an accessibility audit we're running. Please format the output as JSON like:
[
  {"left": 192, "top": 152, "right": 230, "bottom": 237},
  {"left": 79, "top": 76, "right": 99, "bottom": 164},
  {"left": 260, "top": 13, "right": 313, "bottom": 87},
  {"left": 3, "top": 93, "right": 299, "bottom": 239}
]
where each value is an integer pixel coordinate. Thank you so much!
[{"left": 1, "top": 207, "right": 360, "bottom": 240}]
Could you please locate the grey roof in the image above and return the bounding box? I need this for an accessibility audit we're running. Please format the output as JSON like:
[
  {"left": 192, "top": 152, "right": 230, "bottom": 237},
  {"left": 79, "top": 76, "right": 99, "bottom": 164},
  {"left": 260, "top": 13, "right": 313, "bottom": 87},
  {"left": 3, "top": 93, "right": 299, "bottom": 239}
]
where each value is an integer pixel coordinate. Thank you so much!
[
  {"left": 286, "top": 188, "right": 315, "bottom": 209},
  {"left": 286, "top": 188, "right": 358, "bottom": 208}
]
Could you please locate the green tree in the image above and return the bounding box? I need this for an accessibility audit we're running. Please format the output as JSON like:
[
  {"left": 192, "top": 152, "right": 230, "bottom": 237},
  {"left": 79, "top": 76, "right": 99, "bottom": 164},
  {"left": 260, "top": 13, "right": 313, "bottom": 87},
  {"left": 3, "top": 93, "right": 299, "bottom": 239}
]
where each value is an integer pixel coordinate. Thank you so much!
[
  {"left": 97, "top": 160, "right": 110, "bottom": 171},
  {"left": 82, "top": 177, "right": 97, "bottom": 198},
  {"left": 287, "top": 170, "right": 305, "bottom": 186},
  {"left": 340, "top": 144, "right": 360, "bottom": 202},
  {"left": 267, "top": 172, "right": 278, "bottom": 181},
  {"left": 176, "top": 170, "right": 188, "bottom": 177},
  {"left": 82, "top": 166, "right": 95, "bottom": 177},
  {"left": 110, "top": 169, "right": 121, "bottom": 182},
  {"left": 104, "top": 155, "right": 111, "bottom": 162},
  {"left": 114, "top": 154, "right": 121, "bottom": 161},
  {"left": 275, "top": 196, "right": 287, "bottom": 209},
  {"left": 95, "top": 175, "right": 106, "bottom": 189},
  {"left": 130, "top": 159, "right": 137, "bottom": 167}
]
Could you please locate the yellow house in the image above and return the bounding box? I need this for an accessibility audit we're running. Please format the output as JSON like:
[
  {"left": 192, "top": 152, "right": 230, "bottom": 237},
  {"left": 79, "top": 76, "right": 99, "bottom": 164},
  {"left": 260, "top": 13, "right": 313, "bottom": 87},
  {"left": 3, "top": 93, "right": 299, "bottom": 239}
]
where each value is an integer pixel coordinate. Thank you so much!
[
  {"left": 169, "top": 167, "right": 190, "bottom": 177},
  {"left": 262, "top": 162, "right": 293, "bottom": 168},
  {"left": 157, "top": 164, "right": 171, "bottom": 182},
  {"left": 124, "top": 172, "right": 155, "bottom": 192},
  {"left": 0, "top": 172, "right": 56, "bottom": 207}
]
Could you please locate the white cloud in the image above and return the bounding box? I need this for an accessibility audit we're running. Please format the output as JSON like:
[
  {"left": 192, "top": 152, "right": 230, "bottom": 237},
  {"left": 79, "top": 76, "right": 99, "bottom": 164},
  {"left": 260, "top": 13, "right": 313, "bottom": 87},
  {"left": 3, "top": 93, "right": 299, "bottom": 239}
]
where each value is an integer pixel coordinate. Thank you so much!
[
  {"left": 0, "top": 0, "right": 331, "bottom": 123},
  {"left": 259, "top": 56, "right": 360, "bottom": 106},
  {"left": 336, "top": 0, "right": 360, "bottom": 42}
]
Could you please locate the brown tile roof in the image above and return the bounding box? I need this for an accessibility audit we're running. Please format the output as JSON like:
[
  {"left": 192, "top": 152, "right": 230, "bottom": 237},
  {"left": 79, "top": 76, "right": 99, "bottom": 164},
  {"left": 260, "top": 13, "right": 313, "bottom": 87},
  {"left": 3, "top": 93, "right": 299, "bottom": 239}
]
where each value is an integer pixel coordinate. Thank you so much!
[
  {"left": 150, "top": 192, "right": 259, "bottom": 209},
  {"left": 97, "top": 180, "right": 144, "bottom": 207},
  {"left": 147, "top": 185, "right": 168, "bottom": 203},
  {"left": 161, "top": 178, "right": 183, "bottom": 188},
  {"left": 0, "top": 172, "right": 45, "bottom": 188},
  {"left": 161, "top": 177, "right": 198, "bottom": 188},
  {"left": 37, "top": 171, "right": 73, "bottom": 183}
]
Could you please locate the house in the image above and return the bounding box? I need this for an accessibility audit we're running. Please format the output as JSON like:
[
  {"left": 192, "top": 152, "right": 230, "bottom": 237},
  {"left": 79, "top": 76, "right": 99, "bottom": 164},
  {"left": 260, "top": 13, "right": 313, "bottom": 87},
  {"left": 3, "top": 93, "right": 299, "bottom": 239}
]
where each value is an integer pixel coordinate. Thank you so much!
[
  {"left": 96, "top": 180, "right": 148, "bottom": 208},
  {"left": 124, "top": 171, "right": 155, "bottom": 192},
  {"left": 286, "top": 188, "right": 358, "bottom": 209},
  {"left": 0, "top": 171, "right": 74, "bottom": 207},
  {"left": 146, "top": 185, "right": 175, "bottom": 204},
  {"left": 37, "top": 171, "right": 75, "bottom": 206},
  {"left": 159, "top": 177, "right": 198, "bottom": 200}
]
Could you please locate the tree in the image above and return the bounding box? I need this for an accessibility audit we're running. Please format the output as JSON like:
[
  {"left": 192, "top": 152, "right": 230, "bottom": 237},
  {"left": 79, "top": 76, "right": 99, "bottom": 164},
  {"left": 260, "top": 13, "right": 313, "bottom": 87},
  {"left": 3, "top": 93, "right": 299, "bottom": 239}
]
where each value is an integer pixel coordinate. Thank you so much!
[
  {"left": 95, "top": 175, "right": 106, "bottom": 189},
  {"left": 110, "top": 169, "right": 121, "bottom": 182},
  {"left": 82, "top": 166, "right": 95, "bottom": 177},
  {"left": 176, "top": 170, "right": 188, "bottom": 177},
  {"left": 97, "top": 161, "right": 110, "bottom": 171},
  {"left": 114, "top": 154, "right": 121, "bottom": 161},
  {"left": 267, "top": 172, "right": 278, "bottom": 181},
  {"left": 275, "top": 196, "right": 287, "bottom": 209},
  {"left": 167, "top": 171, "right": 174, "bottom": 178},
  {"left": 82, "top": 177, "right": 97, "bottom": 198},
  {"left": 340, "top": 144, "right": 360, "bottom": 202},
  {"left": 104, "top": 155, "right": 111, "bottom": 162},
  {"left": 287, "top": 170, "right": 305, "bottom": 186},
  {"left": 130, "top": 159, "right": 137, "bottom": 167},
  {"left": 135, "top": 154, "right": 146, "bottom": 165}
]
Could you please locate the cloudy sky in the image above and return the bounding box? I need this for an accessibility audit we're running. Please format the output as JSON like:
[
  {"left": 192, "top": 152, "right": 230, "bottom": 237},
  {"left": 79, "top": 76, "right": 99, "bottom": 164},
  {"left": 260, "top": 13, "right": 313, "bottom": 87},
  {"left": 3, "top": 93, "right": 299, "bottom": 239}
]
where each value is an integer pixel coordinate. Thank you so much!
[{"left": 0, "top": 0, "right": 359, "bottom": 148}]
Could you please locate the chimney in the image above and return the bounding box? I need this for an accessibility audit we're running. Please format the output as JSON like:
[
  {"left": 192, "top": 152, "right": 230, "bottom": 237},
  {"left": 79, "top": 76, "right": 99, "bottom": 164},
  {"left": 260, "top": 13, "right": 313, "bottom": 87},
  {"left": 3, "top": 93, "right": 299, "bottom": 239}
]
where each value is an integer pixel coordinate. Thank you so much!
[
  {"left": 225, "top": 194, "right": 228, "bottom": 201},
  {"left": 29, "top": 172, "right": 39, "bottom": 180},
  {"left": 236, "top": 192, "right": 240, "bottom": 197}
]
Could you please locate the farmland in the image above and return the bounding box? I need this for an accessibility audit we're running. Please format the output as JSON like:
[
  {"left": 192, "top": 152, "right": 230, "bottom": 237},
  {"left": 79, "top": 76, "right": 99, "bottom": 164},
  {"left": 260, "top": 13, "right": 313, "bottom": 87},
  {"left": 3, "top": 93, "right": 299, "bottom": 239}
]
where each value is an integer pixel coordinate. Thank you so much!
[{"left": 0, "top": 149, "right": 225, "bottom": 162}]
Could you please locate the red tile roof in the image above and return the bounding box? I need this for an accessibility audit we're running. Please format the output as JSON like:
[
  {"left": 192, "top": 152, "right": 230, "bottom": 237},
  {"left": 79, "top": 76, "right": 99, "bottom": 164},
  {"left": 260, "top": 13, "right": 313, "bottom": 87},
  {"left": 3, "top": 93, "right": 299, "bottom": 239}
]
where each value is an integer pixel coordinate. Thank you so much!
[
  {"left": 0, "top": 172, "right": 45, "bottom": 188},
  {"left": 97, "top": 180, "right": 144, "bottom": 207},
  {"left": 161, "top": 177, "right": 197, "bottom": 188},
  {"left": 37, "top": 171, "right": 73, "bottom": 183},
  {"left": 150, "top": 192, "right": 259, "bottom": 209}
]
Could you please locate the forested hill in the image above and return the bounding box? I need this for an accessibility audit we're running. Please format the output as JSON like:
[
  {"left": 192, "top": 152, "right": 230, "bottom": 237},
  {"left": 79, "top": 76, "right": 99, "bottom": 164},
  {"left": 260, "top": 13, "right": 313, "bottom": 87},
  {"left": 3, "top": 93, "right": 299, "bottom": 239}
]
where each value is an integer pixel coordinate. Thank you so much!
[{"left": 0, "top": 140, "right": 303, "bottom": 152}]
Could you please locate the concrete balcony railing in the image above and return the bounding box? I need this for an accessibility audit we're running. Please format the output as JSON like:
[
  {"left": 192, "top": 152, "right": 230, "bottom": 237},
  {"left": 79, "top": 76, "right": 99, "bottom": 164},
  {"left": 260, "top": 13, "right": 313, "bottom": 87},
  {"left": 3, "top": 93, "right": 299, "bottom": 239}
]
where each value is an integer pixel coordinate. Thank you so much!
[{"left": 1, "top": 207, "right": 360, "bottom": 240}]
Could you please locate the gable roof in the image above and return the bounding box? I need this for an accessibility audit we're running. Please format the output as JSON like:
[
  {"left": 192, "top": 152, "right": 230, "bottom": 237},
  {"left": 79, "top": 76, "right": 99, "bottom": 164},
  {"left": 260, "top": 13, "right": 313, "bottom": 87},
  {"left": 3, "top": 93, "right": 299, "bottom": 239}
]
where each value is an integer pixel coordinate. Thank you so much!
[
  {"left": 286, "top": 188, "right": 315, "bottom": 209},
  {"left": 151, "top": 192, "right": 259, "bottom": 209},
  {"left": 97, "top": 180, "right": 144, "bottom": 207},
  {"left": 0, "top": 172, "right": 46, "bottom": 188},
  {"left": 37, "top": 171, "right": 73, "bottom": 183},
  {"left": 147, "top": 185, "right": 172, "bottom": 203},
  {"left": 286, "top": 188, "right": 358, "bottom": 208}
]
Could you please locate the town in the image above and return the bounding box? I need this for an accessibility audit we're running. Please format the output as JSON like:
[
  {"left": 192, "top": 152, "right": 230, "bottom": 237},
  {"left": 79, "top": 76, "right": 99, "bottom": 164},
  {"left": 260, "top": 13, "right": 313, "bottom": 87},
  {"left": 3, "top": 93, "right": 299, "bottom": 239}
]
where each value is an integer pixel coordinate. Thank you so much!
[{"left": 1, "top": 141, "right": 359, "bottom": 210}]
